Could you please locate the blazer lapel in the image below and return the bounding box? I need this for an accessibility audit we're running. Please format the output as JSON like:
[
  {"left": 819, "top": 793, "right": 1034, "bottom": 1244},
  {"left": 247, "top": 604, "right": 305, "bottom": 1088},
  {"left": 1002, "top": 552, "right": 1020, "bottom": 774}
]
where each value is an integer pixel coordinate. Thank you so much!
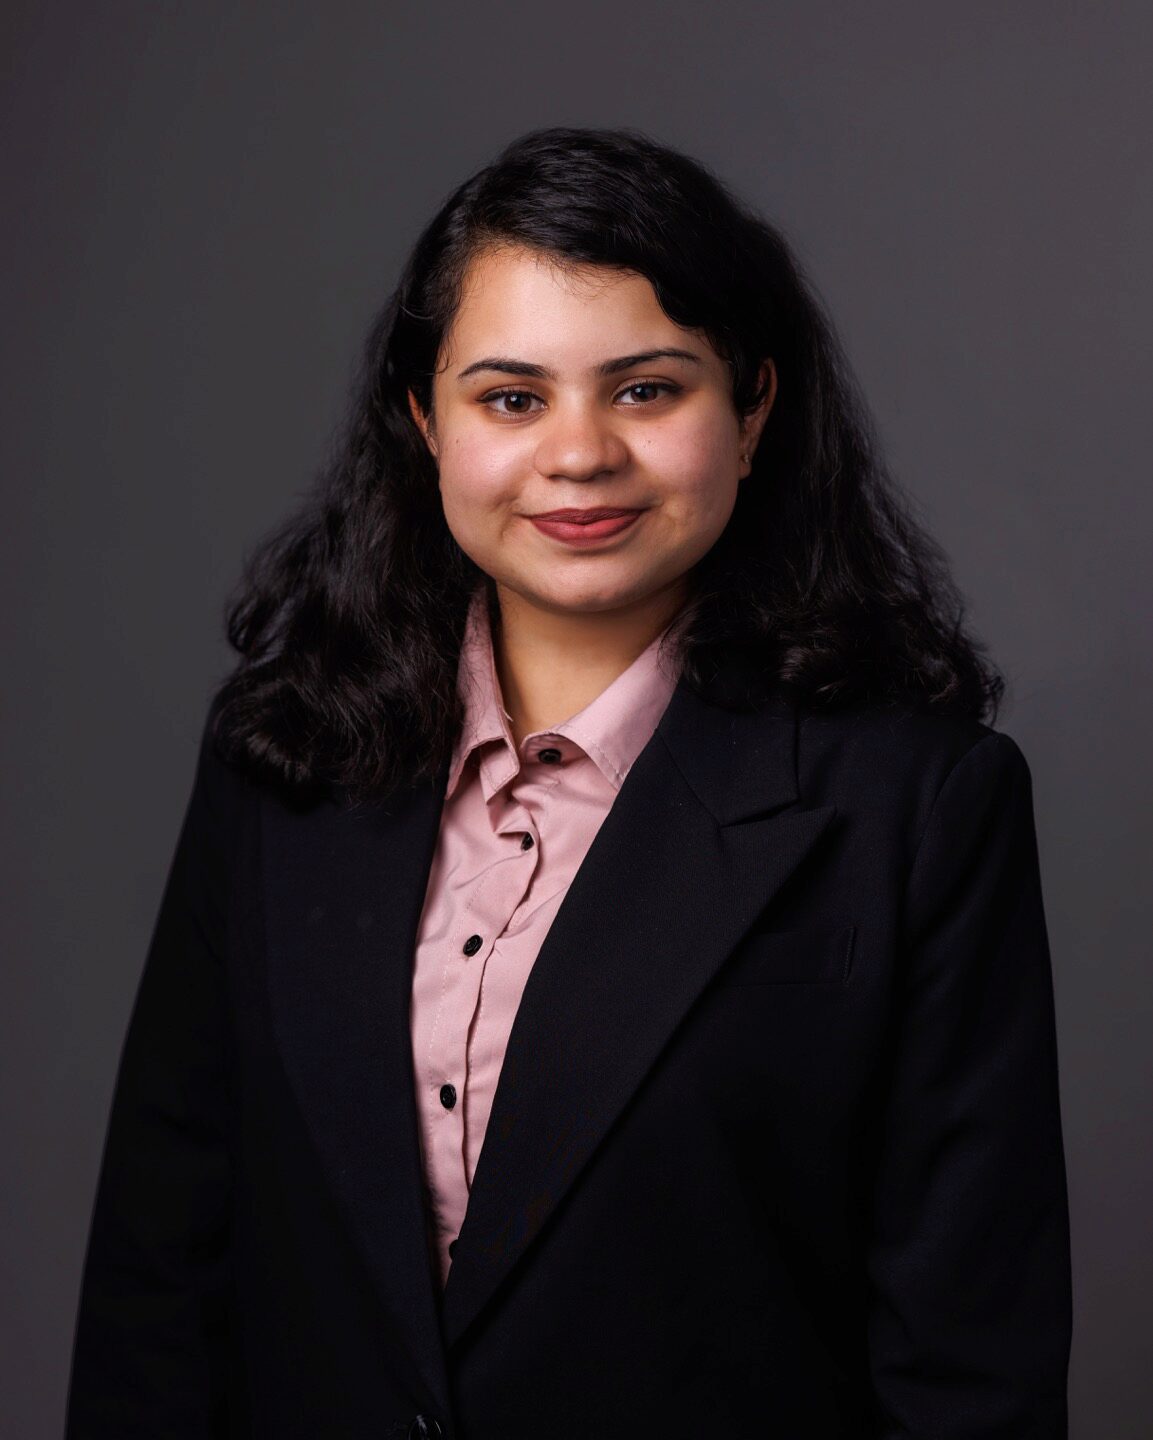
[
  {"left": 440, "top": 664, "right": 838, "bottom": 1348},
  {"left": 258, "top": 647, "right": 839, "bottom": 1380},
  {"left": 260, "top": 765, "right": 453, "bottom": 1418}
]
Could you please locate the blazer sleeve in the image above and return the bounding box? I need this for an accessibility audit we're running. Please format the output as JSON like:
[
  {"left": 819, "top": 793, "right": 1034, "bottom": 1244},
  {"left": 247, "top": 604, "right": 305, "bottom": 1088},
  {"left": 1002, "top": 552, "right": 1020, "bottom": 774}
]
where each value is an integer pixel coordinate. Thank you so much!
[
  {"left": 864, "top": 732, "right": 1072, "bottom": 1437},
  {"left": 64, "top": 711, "right": 239, "bottom": 1439}
]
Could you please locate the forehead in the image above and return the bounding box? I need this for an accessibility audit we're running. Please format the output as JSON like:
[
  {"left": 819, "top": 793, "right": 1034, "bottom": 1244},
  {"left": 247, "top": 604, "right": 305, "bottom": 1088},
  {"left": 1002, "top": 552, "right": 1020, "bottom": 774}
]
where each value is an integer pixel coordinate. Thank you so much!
[{"left": 439, "top": 244, "right": 702, "bottom": 364}]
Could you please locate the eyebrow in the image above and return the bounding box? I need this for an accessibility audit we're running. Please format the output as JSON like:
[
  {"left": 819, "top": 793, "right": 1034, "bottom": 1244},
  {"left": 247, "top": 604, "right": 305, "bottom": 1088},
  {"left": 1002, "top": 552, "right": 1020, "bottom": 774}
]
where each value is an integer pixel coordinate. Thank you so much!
[{"left": 455, "top": 348, "right": 704, "bottom": 382}]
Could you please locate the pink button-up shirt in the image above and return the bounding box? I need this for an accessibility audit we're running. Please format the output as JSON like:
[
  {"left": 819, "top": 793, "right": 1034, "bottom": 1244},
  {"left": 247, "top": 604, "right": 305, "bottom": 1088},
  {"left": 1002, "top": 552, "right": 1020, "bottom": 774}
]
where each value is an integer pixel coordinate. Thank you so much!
[{"left": 409, "top": 585, "right": 684, "bottom": 1286}]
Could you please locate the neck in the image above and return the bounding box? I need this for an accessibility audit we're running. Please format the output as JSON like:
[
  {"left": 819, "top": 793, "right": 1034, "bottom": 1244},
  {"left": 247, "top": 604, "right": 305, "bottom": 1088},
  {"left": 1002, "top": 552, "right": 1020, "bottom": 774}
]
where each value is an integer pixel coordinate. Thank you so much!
[{"left": 490, "top": 580, "right": 688, "bottom": 747}]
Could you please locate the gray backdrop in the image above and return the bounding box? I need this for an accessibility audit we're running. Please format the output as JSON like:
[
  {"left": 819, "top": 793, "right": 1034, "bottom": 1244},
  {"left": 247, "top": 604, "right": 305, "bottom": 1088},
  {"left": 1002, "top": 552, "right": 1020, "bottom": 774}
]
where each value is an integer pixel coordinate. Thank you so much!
[{"left": 3, "top": 2, "right": 1149, "bottom": 1435}]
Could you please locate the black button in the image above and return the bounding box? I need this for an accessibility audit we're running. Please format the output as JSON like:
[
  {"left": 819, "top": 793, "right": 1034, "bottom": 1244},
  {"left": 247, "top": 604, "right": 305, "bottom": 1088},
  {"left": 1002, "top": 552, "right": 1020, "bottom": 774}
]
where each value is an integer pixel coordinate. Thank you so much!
[
  {"left": 448, "top": 1238, "right": 457, "bottom": 1256},
  {"left": 521, "top": 833, "right": 534, "bottom": 849},
  {"left": 439, "top": 1083, "right": 457, "bottom": 1110},
  {"left": 538, "top": 747, "right": 562, "bottom": 764},
  {"left": 408, "top": 1417, "right": 444, "bottom": 1439},
  {"left": 462, "top": 934, "right": 482, "bottom": 955}
]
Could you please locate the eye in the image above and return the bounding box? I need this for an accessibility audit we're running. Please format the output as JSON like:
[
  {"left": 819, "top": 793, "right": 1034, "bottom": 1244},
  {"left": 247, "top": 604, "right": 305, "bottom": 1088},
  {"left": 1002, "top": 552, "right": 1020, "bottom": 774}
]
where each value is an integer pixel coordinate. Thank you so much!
[
  {"left": 477, "top": 379, "right": 682, "bottom": 420},
  {"left": 479, "top": 388, "right": 544, "bottom": 417},
  {"left": 617, "top": 381, "right": 681, "bottom": 405}
]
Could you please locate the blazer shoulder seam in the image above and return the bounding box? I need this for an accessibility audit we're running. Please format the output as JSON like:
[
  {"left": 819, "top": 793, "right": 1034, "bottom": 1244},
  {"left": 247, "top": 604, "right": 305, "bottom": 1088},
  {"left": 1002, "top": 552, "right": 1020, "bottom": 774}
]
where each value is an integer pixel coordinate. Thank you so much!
[{"left": 907, "top": 730, "right": 1012, "bottom": 873}]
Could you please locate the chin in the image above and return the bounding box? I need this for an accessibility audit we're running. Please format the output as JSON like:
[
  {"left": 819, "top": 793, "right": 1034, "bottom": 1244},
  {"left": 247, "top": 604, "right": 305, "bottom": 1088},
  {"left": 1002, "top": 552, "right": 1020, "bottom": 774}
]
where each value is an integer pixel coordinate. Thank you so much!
[{"left": 508, "top": 580, "right": 640, "bottom": 615}]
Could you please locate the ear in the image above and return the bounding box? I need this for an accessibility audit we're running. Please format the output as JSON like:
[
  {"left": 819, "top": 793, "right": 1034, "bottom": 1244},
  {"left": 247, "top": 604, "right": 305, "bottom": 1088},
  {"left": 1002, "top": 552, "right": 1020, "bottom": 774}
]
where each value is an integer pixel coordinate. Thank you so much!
[
  {"left": 407, "top": 388, "right": 438, "bottom": 459},
  {"left": 738, "top": 358, "right": 777, "bottom": 477}
]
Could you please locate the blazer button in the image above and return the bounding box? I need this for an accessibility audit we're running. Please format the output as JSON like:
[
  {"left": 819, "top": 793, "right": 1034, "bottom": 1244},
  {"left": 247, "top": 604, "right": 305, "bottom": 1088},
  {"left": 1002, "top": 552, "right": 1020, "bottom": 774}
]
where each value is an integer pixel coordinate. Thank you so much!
[
  {"left": 408, "top": 1417, "right": 443, "bottom": 1439},
  {"left": 538, "top": 747, "right": 562, "bottom": 763}
]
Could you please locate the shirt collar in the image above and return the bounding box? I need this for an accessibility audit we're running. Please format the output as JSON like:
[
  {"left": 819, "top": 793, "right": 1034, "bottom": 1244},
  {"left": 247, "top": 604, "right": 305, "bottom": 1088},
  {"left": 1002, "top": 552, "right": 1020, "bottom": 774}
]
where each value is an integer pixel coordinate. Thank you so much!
[{"left": 444, "top": 585, "right": 684, "bottom": 804}]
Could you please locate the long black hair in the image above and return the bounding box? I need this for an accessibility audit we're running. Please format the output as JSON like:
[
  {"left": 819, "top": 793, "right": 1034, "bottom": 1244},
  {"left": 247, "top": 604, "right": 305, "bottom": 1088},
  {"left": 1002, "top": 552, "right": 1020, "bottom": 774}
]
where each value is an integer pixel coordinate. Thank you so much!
[{"left": 212, "top": 124, "right": 1005, "bottom": 804}]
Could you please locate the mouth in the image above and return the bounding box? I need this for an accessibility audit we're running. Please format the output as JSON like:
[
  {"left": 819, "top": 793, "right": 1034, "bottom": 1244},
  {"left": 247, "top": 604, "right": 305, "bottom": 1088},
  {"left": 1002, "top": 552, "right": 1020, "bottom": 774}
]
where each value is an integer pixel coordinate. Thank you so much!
[
  {"left": 527, "top": 508, "right": 645, "bottom": 546},
  {"left": 529, "top": 507, "right": 645, "bottom": 523}
]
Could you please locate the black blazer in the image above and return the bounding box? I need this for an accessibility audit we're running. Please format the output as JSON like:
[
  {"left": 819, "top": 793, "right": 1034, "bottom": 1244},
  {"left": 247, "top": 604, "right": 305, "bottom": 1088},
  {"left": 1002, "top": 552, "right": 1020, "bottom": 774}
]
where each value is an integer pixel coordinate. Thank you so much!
[{"left": 65, "top": 653, "right": 1072, "bottom": 1439}]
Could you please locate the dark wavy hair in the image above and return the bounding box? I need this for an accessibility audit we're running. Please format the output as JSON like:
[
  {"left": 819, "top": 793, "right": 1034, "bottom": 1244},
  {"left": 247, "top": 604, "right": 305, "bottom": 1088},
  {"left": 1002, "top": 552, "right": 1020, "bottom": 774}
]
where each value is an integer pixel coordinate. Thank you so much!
[{"left": 211, "top": 124, "right": 1005, "bottom": 804}]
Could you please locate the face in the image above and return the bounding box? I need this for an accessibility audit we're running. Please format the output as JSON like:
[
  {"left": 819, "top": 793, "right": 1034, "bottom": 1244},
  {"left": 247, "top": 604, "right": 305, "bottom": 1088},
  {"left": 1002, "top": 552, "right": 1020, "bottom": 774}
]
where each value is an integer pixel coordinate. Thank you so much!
[{"left": 408, "top": 243, "right": 775, "bottom": 622}]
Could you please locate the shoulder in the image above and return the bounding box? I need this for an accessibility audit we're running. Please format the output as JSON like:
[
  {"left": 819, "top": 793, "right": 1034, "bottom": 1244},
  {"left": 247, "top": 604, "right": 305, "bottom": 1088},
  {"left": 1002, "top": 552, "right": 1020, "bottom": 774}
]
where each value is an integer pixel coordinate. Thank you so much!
[
  {"left": 798, "top": 698, "right": 999, "bottom": 774},
  {"left": 186, "top": 693, "right": 266, "bottom": 847},
  {"left": 794, "top": 699, "right": 1032, "bottom": 846}
]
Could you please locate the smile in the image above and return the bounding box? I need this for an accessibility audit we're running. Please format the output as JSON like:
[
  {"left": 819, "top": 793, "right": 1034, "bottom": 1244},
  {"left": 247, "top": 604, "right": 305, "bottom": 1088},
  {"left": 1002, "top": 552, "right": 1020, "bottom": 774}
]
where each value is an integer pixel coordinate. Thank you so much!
[{"left": 527, "top": 511, "right": 644, "bottom": 546}]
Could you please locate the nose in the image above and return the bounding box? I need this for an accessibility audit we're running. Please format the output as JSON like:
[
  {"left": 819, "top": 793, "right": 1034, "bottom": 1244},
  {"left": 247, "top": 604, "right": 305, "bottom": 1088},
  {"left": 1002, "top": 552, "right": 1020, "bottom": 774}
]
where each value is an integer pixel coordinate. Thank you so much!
[{"left": 533, "top": 398, "right": 629, "bottom": 483}]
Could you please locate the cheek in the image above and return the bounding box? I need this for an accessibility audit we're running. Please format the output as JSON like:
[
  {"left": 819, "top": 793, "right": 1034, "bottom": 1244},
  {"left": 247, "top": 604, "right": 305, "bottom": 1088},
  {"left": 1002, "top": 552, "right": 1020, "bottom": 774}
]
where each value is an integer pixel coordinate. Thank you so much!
[
  {"left": 437, "top": 432, "right": 520, "bottom": 522},
  {"left": 649, "top": 419, "right": 739, "bottom": 522}
]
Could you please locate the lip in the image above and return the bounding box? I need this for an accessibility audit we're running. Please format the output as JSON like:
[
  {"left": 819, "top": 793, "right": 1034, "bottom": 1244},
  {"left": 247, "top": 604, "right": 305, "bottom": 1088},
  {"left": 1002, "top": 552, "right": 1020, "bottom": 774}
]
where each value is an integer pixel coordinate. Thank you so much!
[
  {"left": 528, "top": 509, "right": 645, "bottom": 546},
  {"left": 530, "top": 507, "right": 643, "bottom": 522}
]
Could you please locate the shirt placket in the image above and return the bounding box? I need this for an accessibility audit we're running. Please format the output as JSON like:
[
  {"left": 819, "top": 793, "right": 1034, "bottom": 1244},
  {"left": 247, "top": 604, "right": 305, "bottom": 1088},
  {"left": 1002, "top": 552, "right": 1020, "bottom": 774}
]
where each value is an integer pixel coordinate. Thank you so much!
[{"left": 422, "top": 747, "right": 557, "bottom": 1265}]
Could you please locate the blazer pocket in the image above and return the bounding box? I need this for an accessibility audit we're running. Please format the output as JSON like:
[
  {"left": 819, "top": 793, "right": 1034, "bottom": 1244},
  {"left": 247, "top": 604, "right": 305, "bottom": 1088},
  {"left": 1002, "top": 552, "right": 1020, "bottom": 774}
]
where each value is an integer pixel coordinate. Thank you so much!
[{"left": 714, "top": 921, "right": 857, "bottom": 986}]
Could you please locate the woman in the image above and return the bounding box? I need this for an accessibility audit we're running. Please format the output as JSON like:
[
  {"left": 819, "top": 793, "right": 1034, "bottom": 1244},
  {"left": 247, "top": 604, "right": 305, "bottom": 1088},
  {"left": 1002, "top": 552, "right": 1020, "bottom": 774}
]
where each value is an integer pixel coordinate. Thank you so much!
[{"left": 65, "top": 126, "right": 1072, "bottom": 1438}]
